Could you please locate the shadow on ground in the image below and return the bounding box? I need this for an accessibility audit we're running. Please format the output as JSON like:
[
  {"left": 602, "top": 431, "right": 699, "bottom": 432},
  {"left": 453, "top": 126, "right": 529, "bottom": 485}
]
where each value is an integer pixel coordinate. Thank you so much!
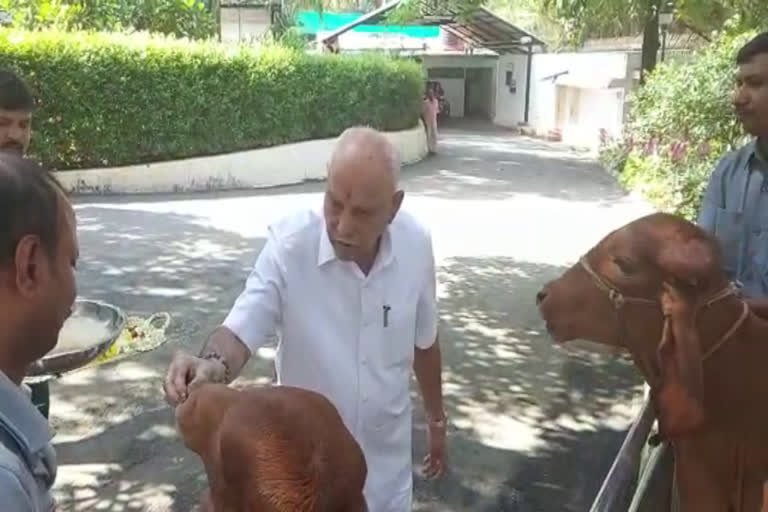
[
  {"left": 411, "top": 256, "right": 644, "bottom": 511},
  {"left": 68, "top": 122, "right": 626, "bottom": 208},
  {"left": 404, "top": 126, "right": 626, "bottom": 204},
  {"left": 74, "top": 205, "right": 262, "bottom": 322},
  {"left": 51, "top": 205, "right": 270, "bottom": 511},
  {"left": 52, "top": 252, "right": 644, "bottom": 511},
  {"left": 51, "top": 190, "right": 645, "bottom": 510}
]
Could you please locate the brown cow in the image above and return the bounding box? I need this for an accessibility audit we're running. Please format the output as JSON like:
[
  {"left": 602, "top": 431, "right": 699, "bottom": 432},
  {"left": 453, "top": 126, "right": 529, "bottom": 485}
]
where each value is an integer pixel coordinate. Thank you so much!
[
  {"left": 175, "top": 383, "right": 368, "bottom": 512},
  {"left": 536, "top": 212, "right": 768, "bottom": 512}
]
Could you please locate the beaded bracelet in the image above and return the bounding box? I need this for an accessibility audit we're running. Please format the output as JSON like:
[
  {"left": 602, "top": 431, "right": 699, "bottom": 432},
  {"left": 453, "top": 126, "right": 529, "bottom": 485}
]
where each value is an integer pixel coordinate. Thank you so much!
[{"left": 202, "top": 351, "right": 231, "bottom": 383}]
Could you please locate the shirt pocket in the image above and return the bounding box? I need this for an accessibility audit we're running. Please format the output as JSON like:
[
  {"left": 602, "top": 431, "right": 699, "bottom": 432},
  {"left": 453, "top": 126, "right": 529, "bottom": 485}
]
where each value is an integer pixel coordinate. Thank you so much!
[
  {"left": 748, "top": 212, "right": 768, "bottom": 291},
  {"left": 713, "top": 207, "right": 744, "bottom": 275},
  {"left": 380, "top": 292, "right": 418, "bottom": 369}
]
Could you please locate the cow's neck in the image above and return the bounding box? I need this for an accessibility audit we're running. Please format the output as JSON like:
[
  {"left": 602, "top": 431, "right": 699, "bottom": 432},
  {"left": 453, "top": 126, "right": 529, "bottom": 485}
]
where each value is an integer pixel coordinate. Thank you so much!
[
  {"left": 696, "top": 295, "right": 749, "bottom": 360},
  {"left": 694, "top": 295, "right": 768, "bottom": 435}
]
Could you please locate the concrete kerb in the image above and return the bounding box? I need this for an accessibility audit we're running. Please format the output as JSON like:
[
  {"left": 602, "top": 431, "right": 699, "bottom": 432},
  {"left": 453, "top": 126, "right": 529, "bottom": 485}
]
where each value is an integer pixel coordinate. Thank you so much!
[{"left": 54, "top": 121, "right": 428, "bottom": 195}]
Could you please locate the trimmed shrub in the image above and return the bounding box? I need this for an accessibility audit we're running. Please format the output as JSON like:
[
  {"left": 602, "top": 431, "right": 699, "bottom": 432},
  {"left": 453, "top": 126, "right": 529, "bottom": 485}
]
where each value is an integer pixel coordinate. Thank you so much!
[
  {"left": 0, "top": 29, "right": 425, "bottom": 170},
  {"left": 601, "top": 25, "right": 759, "bottom": 220}
]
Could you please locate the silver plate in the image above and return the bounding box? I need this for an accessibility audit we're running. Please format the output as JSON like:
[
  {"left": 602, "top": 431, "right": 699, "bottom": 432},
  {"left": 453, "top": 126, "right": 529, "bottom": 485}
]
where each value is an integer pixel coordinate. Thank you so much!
[{"left": 25, "top": 299, "right": 127, "bottom": 377}]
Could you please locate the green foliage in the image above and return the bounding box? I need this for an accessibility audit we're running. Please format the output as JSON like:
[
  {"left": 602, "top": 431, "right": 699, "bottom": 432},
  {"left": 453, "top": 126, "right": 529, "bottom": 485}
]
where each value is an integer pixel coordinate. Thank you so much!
[
  {"left": 273, "top": 26, "right": 310, "bottom": 51},
  {"left": 0, "top": 29, "right": 424, "bottom": 170},
  {"left": 386, "top": 0, "right": 488, "bottom": 25},
  {"left": 677, "top": 0, "right": 768, "bottom": 36},
  {"left": 539, "top": 0, "right": 648, "bottom": 47},
  {"left": 604, "top": 25, "right": 758, "bottom": 219},
  {"left": 0, "top": 0, "right": 216, "bottom": 40},
  {"left": 486, "top": 0, "right": 565, "bottom": 48},
  {"left": 537, "top": 0, "right": 768, "bottom": 50}
]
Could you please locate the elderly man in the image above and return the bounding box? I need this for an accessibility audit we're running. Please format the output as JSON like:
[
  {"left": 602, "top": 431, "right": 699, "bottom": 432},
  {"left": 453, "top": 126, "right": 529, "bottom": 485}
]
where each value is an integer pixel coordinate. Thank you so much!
[
  {"left": 164, "top": 126, "right": 447, "bottom": 511},
  {"left": 0, "top": 70, "right": 34, "bottom": 155},
  {"left": 0, "top": 154, "right": 78, "bottom": 511}
]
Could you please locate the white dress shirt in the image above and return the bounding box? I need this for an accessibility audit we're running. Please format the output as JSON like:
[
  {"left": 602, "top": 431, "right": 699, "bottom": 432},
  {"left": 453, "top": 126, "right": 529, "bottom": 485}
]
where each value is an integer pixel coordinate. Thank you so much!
[{"left": 223, "top": 206, "right": 439, "bottom": 512}]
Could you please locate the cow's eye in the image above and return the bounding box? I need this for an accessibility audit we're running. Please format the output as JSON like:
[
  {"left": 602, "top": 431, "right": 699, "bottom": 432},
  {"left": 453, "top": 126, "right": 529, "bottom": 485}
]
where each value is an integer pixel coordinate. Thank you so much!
[{"left": 613, "top": 257, "right": 636, "bottom": 275}]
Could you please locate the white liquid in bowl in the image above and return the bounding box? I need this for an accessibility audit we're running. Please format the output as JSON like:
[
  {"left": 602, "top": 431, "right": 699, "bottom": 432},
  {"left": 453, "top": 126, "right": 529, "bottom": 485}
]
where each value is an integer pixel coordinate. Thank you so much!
[{"left": 52, "top": 315, "right": 112, "bottom": 355}]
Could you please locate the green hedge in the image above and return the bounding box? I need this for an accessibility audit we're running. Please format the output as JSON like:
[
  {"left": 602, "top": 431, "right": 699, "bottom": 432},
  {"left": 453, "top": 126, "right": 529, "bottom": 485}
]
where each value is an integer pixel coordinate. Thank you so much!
[
  {"left": 600, "top": 26, "right": 758, "bottom": 220},
  {"left": 0, "top": 29, "right": 425, "bottom": 170}
]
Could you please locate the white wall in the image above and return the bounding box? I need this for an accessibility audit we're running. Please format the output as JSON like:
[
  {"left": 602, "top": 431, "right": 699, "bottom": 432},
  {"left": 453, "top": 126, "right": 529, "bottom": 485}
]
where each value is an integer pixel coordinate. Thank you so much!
[
  {"left": 556, "top": 86, "right": 625, "bottom": 149},
  {"left": 533, "top": 52, "right": 627, "bottom": 136},
  {"left": 55, "top": 123, "right": 428, "bottom": 195},
  {"left": 494, "top": 54, "right": 529, "bottom": 127},
  {"left": 496, "top": 51, "right": 629, "bottom": 148},
  {"left": 220, "top": 7, "right": 271, "bottom": 44},
  {"left": 422, "top": 55, "right": 498, "bottom": 69},
  {"left": 438, "top": 78, "right": 465, "bottom": 118}
]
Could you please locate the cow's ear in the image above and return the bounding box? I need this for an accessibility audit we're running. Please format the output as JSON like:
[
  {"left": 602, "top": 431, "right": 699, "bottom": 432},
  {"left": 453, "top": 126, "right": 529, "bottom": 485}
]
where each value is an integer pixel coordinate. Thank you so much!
[
  {"left": 652, "top": 282, "right": 706, "bottom": 438},
  {"left": 656, "top": 238, "right": 714, "bottom": 291}
]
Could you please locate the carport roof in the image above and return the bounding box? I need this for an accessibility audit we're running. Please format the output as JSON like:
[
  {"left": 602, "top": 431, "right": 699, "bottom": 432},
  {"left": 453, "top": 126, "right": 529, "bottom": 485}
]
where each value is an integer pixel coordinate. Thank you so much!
[{"left": 319, "top": 0, "right": 546, "bottom": 54}]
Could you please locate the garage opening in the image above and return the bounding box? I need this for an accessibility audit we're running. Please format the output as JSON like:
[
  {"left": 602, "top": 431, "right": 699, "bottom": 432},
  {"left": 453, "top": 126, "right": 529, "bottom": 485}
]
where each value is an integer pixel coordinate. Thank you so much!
[
  {"left": 465, "top": 67, "right": 494, "bottom": 120},
  {"left": 427, "top": 66, "right": 495, "bottom": 121}
]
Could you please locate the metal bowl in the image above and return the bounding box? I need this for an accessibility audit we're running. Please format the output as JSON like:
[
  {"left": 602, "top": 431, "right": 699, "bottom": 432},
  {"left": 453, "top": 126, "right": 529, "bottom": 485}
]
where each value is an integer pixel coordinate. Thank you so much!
[{"left": 25, "top": 299, "right": 127, "bottom": 378}]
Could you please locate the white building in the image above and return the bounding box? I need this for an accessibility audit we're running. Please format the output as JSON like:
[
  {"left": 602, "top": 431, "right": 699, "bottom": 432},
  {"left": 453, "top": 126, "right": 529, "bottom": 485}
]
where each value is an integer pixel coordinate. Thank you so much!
[
  {"left": 320, "top": 3, "right": 545, "bottom": 128},
  {"left": 321, "top": 3, "right": 702, "bottom": 151}
]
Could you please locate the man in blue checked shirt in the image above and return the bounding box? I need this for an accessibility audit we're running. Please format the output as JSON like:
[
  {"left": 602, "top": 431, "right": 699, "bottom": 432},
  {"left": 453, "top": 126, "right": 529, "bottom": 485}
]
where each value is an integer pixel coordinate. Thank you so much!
[
  {"left": 632, "top": 32, "right": 768, "bottom": 512},
  {"left": 698, "top": 32, "right": 768, "bottom": 308}
]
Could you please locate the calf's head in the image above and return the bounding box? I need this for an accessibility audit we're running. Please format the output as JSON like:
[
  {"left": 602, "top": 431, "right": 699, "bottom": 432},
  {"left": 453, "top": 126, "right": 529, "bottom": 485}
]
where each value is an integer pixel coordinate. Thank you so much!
[
  {"left": 176, "top": 382, "right": 240, "bottom": 459},
  {"left": 537, "top": 212, "right": 734, "bottom": 437},
  {"left": 176, "top": 383, "right": 368, "bottom": 512}
]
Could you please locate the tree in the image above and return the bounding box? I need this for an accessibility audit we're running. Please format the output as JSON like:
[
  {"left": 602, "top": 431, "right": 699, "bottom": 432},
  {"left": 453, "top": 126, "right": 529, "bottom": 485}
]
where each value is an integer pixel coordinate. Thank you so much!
[
  {"left": 539, "top": 0, "right": 767, "bottom": 80},
  {"left": 385, "top": 0, "right": 488, "bottom": 24}
]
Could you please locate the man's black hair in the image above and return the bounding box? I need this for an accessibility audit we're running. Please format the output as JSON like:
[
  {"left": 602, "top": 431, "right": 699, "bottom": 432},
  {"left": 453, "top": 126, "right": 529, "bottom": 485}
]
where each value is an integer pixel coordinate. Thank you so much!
[
  {"left": 0, "top": 154, "right": 65, "bottom": 266},
  {"left": 0, "top": 70, "right": 35, "bottom": 112},
  {"left": 737, "top": 32, "right": 768, "bottom": 65}
]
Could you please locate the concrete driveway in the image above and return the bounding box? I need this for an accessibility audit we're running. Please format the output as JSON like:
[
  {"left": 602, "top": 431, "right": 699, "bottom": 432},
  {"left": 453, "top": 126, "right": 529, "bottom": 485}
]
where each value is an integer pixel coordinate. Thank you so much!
[{"left": 50, "top": 123, "right": 655, "bottom": 511}]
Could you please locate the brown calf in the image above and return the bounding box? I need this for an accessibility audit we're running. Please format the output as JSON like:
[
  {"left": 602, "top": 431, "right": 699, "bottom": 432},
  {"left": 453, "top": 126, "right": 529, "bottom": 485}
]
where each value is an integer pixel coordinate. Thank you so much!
[
  {"left": 176, "top": 383, "right": 368, "bottom": 512},
  {"left": 537, "top": 212, "right": 768, "bottom": 512}
]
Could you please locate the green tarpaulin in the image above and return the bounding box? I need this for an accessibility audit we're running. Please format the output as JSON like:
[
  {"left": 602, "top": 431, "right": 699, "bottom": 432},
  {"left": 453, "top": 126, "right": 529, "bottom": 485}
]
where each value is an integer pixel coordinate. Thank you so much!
[{"left": 295, "top": 10, "right": 439, "bottom": 37}]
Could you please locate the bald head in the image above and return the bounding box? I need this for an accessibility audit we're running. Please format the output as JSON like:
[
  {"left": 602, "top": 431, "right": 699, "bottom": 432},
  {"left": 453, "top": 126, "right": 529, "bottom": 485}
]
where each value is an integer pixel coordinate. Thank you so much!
[
  {"left": 323, "top": 126, "right": 405, "bottom": 271},
  {"left": 328, "top": 126, "right": 401, "bottom": 190}
]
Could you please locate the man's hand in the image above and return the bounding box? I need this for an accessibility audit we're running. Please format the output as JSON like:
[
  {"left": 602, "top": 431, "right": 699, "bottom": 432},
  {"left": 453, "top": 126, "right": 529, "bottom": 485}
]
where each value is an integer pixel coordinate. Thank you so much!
[
  {"left": 163, "top": 351, "right": 227, "bottom": 406},
  {"left": 421, "top": 418, "right": 447, "bottom": 479}
]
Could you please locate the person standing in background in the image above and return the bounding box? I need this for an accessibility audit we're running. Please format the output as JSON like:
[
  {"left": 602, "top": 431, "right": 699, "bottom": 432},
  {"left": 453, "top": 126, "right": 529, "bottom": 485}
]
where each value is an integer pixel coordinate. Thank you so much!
[
  {"left": 421, "top": 86, "right": 440, "bottom": 155},
  {"left": 0, "top": 70, "right": 34, "bottom": 156}
]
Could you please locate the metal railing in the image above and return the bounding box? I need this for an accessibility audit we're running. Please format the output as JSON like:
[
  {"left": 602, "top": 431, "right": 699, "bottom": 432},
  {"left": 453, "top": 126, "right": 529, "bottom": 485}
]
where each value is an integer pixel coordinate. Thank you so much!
[{"left": 589, "top": 397, "right": 657, "bottom": 512}]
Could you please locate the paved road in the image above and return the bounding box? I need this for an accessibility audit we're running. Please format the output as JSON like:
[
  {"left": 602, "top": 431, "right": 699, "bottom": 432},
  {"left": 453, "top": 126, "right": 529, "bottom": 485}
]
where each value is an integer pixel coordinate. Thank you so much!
[{"left": 50, "top": 123, "right": 655, "bottom": 511}]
